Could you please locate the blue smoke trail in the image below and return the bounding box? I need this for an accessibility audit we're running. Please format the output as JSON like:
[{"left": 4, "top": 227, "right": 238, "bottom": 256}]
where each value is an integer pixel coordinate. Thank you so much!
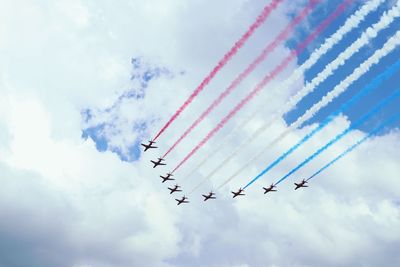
[
  {"left": 306, "top": 112, "right": 400, "bottom": 181},
  {"left": 243, "top": 61, "right": 400, "bottom": 189},
  {"left": 274, "top": 89, "right": 400, "bottom": 186}
]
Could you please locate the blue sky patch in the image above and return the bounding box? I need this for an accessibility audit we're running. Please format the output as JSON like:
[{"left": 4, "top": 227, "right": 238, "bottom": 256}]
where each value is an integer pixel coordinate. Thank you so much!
[
  {"left": 81, "top": 57, "right": 175, "bottom": 162},
  {"left": 284, "top": 0, "right": 400, "bottom": 134}
]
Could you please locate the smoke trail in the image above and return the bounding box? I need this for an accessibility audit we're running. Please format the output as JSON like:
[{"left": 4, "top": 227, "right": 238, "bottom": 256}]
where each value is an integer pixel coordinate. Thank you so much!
[
  {"left": 170, "top": 0, "right": 353, "bottom": 174},
  {"left": 242, "top": 31, "right": 400, "bottom": 189},
  {"left": 228, "top": 60, "right": 400, "bottom": 190},
  {"left": 183, "top": 0, "right": 383, "bottom": 186},
  {"left": 273, "top": 90, "right": 400, "bottom": 186},
  {"left": 235, "top": 30, "right": 400, "bottom": 189},
  {"left": 152, "top": 0, "right": 283, "bottom": 141},
  {"left": 181, "top": 104, "right": 261, "bottom": 184},
  {"left": 162, "top": 0, "right": 320, "bottom": 158},
  {"left": 306, "top": 112, "right": 400, "bottom": 182},
  {"left": 220, "top": 4, "right": 400, "bottom": 187}
]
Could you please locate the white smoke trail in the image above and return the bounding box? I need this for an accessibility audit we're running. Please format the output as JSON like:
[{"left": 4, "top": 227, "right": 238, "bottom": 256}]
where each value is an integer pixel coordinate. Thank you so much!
[
  {"left": 183, "top": 0, "right": 385, "bottom": 190},
  {"left": 219, "top": 29, "right": 400, "bottom": 190}
]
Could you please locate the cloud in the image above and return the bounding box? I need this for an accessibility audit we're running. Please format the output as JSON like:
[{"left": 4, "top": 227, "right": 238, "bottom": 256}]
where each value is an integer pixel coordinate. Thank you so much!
[
  {"left": 167, "top": 116, "right": 400, "bottom": 267},
  {"left": 0, "top": 94, "right": 182, "bottom": 267},
  {"left": 82, "top": 57, "right": 176, "bottom": 161},
  {"left": 0, "top": 0, "right": 399, "bottom": 267}
]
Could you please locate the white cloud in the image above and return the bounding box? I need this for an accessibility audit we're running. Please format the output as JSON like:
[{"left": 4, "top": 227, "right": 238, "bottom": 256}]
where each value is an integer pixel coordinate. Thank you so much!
[{"left": 0, "top": 0, "right": 399, "bottom": 267}]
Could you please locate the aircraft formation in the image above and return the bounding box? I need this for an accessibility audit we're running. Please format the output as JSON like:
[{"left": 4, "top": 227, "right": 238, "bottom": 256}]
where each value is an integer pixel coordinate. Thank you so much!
[
  {"left": 140, "top": 0, "right": 400, "bottom": 206},
  {"left": 142, "top": 140, "right": 309, "bottom": 205}
]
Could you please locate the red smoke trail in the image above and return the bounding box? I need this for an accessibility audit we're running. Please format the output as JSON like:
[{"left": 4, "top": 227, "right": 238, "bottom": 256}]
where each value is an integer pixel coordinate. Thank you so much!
[
  {"left": 152, "top": 0, "right": 283, "bottom": 141},
  {"left": 171, "top": 0, "right": 353, "bottom": 173},
  {"left": 162, "top": 0, "right": 319, "bottom": 158}
]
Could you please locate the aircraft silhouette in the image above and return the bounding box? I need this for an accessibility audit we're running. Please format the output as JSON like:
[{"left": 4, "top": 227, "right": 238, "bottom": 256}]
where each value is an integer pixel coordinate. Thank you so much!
[
  {"left": 231, "top": 188, "right": 245, "bottom": 198},
  {"left": 151, "top": 157, "right": 166, "bottom": 168},
  {"left": 141, "top": 140, "right": 157, "bottom": 152},
  {"left": 168, "top": 184, "right": 182, "bottom": 194},
  {"left": 160, "top": 173, "right": 174, "bottom": 183},
  {"left": 263, "top": 184, "right": 277, "bottom": 194},
  {"left": 175, "top": 196, "right": 189, "bottom": 205},
  {"left": 294, "top": 179, "right": 308, "bottom": 190},
  {"left": 202, "top": 191, "right": 216, "bottom": 201}
]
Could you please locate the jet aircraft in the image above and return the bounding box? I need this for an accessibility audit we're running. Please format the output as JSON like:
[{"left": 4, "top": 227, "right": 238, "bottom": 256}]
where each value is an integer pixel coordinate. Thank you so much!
[
  {"left": 160, "top": 173, "right": 174, "bottom": 183},
  {"left": 263, "top": 184, "right": 277, "bottom": 194},
  {"left": 168, "top": 184, "right": 182, "bottom": 194},
  {"left": 175, "top": 196, "right": 189, "bottom": 205},
  {"left": 141, "top": 140, "right": 157, "bottom": 152},
  {"left": 231, "top": 188, "right": 245, "bottom": 198},
  {"left": 150, "top": 157, "right": 166, "bottom": 168},
  {"left": 202, "top": 191, "right": 216, "bottom": 201},
  {"left": 294, "top": 179, "right": 308, "bottom": 190}
]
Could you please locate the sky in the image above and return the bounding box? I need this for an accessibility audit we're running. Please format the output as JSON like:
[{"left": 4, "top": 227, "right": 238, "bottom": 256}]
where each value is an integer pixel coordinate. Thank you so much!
[
  {"left": 0, "top": 0, "right": 399, "bottom": 267},
  {"left": 285, "top": 0, "right": 400, "bottom": 133}
]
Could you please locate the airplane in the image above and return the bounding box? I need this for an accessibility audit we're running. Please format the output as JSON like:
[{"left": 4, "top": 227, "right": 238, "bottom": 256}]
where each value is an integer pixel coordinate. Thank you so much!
[
  {"left": 231, "top": 188, "right": 245, "bottom": 198},
  {"left": 160, "top": 173, "right": 174, "bottom": 183},
  {"left": 294, "top": 179, "right": 308, "bottom": 190},
  {"left": 168, "top": 184, "right": 182, "bottom": 194},
  {"left": 263, "top": 184, "right": 277, "bottom": 194},
  {"left": 141, "top": 140, "right": 157, "bottom": 152},
  {"left": 150, "top": 157, "right": 166, "bottom": 168},
  {"left": 175, "top": 196, "right": 189, "bottom": 205},
  {"left": 202, "top": 191, "right": 216, "bottom": 201}
]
